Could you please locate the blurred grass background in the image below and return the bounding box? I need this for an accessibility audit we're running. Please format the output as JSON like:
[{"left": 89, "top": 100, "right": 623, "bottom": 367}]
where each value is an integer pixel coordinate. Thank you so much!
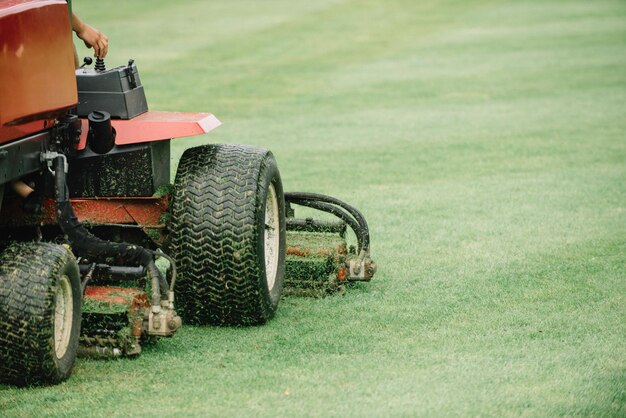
[{"left": 2, "top": 0, "right": 625, "bottom": 416}]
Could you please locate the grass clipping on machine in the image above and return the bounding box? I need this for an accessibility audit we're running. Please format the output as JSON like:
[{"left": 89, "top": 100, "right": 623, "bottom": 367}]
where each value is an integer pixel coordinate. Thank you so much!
[{"left": 284, "top": 230, "right": 352, "bottom": 297}]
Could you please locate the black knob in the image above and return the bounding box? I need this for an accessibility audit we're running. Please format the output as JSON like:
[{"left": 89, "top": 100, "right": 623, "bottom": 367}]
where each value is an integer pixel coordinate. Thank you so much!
[
  {"left": 94, "top": 58, "right": 106, "bottom": 72},
  {"left": 80, "top": 56, "right": 93, "bottom": 68}
]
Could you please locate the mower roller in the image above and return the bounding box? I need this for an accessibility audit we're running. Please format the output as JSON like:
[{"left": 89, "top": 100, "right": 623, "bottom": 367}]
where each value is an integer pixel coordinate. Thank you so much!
[{"left": 0, "top": 0, "right": 375, "bottom": 386}]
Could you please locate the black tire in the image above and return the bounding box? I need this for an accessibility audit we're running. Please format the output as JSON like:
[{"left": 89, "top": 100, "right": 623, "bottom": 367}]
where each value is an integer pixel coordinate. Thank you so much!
[
  {"left": 170, "top": 144, "right": 286, "bottom": 326},
  {"left": 0, "top": 242, "right": 82, "bottom": 386}
]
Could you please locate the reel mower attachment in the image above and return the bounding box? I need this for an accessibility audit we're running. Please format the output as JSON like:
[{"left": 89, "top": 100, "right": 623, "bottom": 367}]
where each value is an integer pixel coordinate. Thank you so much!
[
  {"left": 78, "top": 252, "right": 181, "bottom": 359},
  {"left": 48, "top": 154, "right": 181, "bottom": 359},
  {"left": 283, "top": 192, "right": 376, "bottom": 297}
]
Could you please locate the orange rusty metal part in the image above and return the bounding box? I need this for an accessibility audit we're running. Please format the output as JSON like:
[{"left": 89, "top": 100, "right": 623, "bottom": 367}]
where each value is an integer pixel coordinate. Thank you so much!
[
  {"left": 76, "top": 111, "right": 222, "bottom": 150},
  {"left": 337, "top": 266, "right": 347, "bottom": 282},
  {"left": 83, "top": 285, "right": 150, "bottom": 337},
  {"left": 0, "top": 196, "right": 167, "bottom": 227},
  {"left": 286, "top": 242, "right": 347, "bottom": 258},
  {"left": 0, "top": 0, "right": 77, "bottom": 144},
  {"left": 84, "top": 285, "right": 145, "bottom": 305},
  {"left": 69, "top": 197, "right": 167, "bottom": 226},
  {"left": 286, "top": 246, "right": 331, "bottom": 258}
]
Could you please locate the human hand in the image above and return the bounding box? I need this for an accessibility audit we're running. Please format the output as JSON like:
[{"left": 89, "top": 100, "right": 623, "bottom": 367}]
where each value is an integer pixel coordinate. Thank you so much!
[{"left": 75, "top": 23, "right": 108, "bottom": 59}]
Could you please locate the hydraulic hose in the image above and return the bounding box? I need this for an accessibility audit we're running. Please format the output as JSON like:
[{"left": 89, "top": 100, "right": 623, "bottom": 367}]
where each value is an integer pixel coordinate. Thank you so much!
[
  {"left": 285, "top": 198, "right": 365, "bottom": 253},
  {"left": 148, "top": 250, "right": 177, "bottom": 309},
  {"left": 284, "top": 192, "right": 370, "bottom": 252},
  {"left": 53, "top": 156, "right": 165, "bottom": 310}
]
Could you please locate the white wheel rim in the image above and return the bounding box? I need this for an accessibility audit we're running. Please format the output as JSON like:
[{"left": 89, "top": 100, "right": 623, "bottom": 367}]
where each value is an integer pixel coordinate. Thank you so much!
[
  {"left": 264, "top": 183, "right": 280, "bottom": 292},
  {"left": 54, "top": 274, "right": 73, "bottom": 359}
]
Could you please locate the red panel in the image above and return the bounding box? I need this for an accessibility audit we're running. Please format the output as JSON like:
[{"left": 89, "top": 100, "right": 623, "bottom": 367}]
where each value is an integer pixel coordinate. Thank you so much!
[
  {"left": 71, "top": 197, "right": 167, "bottom": 225},
  {"left": 0, "top": 197, "right": 167, "bottom": 227},
  {"left": 77, "top": 111, "right": 222, "bottom": 150},
  {"left": 0, "top": 0, "right": 77, "bottom": 143},
  {"left": 84, "top": 286, "right": 149, "bottom": 310}
]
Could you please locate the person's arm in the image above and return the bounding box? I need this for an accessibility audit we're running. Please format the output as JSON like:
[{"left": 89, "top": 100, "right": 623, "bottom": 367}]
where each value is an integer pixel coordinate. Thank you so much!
[{"left": 71, "top": 12, "right": 108, "bottom": 59}]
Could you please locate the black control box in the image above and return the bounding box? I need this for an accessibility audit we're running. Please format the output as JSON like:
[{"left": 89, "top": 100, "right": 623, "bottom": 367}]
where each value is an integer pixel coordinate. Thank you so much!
[{"left": 76, "top": 61, "right": 148, "bottom": 119}]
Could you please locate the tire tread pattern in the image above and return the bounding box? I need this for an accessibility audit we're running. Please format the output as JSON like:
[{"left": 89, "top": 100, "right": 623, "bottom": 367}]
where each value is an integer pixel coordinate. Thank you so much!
[
  {"left": 0, "top": 242, "right": 78, "bottom": 386},
  {"left": 170, "top": 144, "right": 274, "bottom": 326}
]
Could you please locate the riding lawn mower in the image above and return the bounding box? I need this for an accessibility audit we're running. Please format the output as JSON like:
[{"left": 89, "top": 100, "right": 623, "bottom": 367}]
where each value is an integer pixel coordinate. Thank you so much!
[{"left": 0, "top": 0, "right": 375, "bottom": 386}]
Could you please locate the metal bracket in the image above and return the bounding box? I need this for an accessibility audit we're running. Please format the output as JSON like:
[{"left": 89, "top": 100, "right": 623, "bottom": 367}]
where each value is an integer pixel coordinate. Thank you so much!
[
  {"left": 40, "top": 151, "right": 68, "bottom": 175},
  {"left": 126, "top": 59, "right": 137, "bottom": 89},
  {"left": 348, "top": 250, "right": 376, "bottom": 282},
  {"left": 147, "top": 302, "right": 181, "bottom": 337}
]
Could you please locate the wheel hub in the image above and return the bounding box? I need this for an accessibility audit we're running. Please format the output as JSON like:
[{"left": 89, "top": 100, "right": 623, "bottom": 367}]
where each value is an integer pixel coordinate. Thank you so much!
[
  {"left": 264, "top": 183, "right": 280, "bottom": 291},
  {"left": 54, "top": 274, "right": 73, "bottom": 359}
]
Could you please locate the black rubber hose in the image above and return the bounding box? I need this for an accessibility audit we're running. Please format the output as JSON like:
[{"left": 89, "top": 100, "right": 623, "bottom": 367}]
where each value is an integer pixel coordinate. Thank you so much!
[
  {"left": 286, "top": 198, "right": 365, "bottom": 252},
  {"left": 148, "top": 250, "right": 177, "bottom": 293},
  {"left": 285, "top": 192, "right": 369, "bottom": 240},
  {"left": 54, "top": 156, "right": 165, "bottom": 307},
  {"left": 285, "top": 192, "right": 370, "bottom": 251}
]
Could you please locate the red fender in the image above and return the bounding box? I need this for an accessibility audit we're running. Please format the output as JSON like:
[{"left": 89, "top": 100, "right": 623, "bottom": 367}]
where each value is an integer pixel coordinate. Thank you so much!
[{"left": 77, "top": 110, "right": 221, "bottom": 150}]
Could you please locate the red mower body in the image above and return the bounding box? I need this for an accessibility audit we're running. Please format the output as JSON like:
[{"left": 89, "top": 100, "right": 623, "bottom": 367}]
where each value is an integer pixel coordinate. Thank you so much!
[{"left": 0, "top": 0, "right": 76, "bottom": 143}]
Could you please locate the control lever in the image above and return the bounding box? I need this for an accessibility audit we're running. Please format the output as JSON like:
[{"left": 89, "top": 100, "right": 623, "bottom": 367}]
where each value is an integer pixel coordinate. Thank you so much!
[
  {"left": 80, "top": 56, "right": 93, "bottom": 68},
  {"left": 94, "top": 57, "right": 106, "bottom": 72}
]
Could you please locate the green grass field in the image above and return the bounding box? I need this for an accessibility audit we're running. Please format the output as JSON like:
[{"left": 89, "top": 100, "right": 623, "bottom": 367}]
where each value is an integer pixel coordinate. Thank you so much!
[{"left": 2, "top": 0, "right": 625, "bottom": 416}]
